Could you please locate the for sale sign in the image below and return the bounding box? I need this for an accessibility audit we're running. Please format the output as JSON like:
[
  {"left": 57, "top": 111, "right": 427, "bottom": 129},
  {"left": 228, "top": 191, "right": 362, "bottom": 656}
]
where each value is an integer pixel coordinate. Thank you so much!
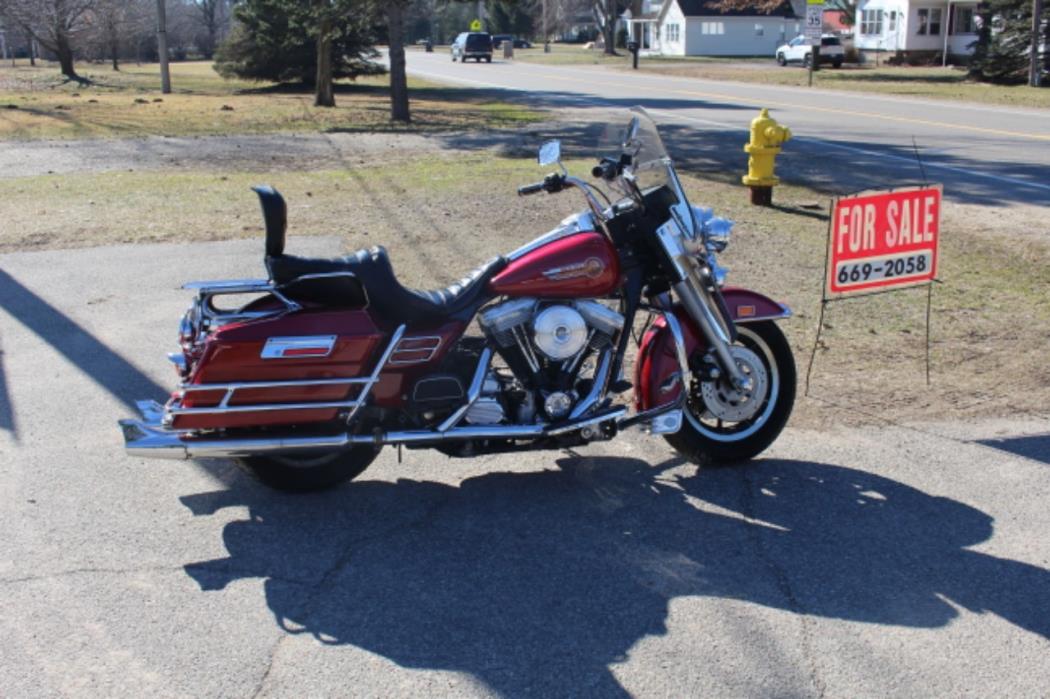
[{"left": 826, "top": 185, "right": 941, "bottom": 298}]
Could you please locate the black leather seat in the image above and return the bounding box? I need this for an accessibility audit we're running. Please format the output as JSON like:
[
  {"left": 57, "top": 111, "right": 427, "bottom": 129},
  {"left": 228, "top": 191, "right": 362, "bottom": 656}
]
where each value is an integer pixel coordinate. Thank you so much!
[
  {"left": 251, "top": 185, "right": 506, "bottom": 325},
  {"left": 268, "top": 247, "right": 507, "bottom": 325}
]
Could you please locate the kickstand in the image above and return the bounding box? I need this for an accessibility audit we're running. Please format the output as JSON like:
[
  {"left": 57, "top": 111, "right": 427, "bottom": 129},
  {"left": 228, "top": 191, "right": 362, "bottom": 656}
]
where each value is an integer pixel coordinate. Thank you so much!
[{"left": 397, "top": 444, "right": 403, "bottom": 464}]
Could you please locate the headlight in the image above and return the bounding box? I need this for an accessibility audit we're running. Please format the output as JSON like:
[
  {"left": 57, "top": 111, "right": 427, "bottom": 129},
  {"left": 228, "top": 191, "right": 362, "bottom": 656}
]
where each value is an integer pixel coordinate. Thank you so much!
[{"left": 703, "top": 216, "right": 734, "bottom": 253}]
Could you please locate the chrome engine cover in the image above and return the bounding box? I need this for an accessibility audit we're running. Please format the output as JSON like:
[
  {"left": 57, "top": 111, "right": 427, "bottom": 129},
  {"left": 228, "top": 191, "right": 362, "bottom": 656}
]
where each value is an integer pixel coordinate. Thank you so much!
[
  {"left": 532, "top": 305, "right": 588, "bottom": 360},
  {"left": 464, "top": 373, "right": 507, "bottom": 425}
]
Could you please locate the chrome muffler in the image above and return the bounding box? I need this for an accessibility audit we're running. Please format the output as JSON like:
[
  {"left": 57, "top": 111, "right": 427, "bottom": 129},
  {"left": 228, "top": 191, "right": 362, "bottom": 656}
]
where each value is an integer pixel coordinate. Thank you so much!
[{"left": 119, "top": 401, "right": 633, "bottom": 461}]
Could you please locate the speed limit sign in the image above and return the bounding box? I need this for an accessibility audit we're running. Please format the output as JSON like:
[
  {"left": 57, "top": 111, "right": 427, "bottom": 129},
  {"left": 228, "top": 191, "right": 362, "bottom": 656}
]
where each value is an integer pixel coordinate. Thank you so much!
[{"left": 805, "top": 0, "right": 824, "bottom": 45}]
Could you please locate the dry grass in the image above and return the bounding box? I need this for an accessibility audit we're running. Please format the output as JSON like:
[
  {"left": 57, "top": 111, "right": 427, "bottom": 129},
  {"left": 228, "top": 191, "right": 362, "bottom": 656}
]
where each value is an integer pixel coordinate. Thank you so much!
[
  {"left": 0, "top": 61, "right": 542, "bottom": 140},
  {"left": 631, "top": 62, "right": 1050, "bottom": 109},
  {"left": 506, "top": 45, "right": 1050, "bottom": 109}
]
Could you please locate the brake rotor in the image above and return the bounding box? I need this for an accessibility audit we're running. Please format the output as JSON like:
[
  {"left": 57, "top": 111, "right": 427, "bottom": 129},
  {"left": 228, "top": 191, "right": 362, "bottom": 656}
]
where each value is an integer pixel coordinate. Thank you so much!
[{"left": 698, "top": 345, "right": 769, "bottom": 423}]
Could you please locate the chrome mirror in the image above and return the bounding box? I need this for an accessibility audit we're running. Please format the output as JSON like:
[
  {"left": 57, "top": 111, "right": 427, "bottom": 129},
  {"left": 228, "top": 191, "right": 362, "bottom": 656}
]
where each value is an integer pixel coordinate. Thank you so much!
[{"left": 538, "top": 140, "right": 561, "bottom": 167}]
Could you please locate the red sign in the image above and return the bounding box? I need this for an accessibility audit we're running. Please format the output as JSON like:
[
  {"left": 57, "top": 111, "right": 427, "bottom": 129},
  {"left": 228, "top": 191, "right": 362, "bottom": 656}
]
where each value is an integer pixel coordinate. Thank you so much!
[{"left": 826, "top": 185, "right": 941, "bottom": 298}]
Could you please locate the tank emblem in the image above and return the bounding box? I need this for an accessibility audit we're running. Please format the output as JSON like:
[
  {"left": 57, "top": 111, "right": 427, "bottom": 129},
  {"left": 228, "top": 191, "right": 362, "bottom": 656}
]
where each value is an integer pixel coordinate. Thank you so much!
[{"left": 542, "top": 257, "right": 605, "bottom": 281}]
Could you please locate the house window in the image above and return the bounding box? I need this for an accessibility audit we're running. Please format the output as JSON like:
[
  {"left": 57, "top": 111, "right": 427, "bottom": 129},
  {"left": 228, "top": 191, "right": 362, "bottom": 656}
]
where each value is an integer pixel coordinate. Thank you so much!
[
  {"left": 954, "top": 6, "right": 976, "bottom": 33},
  {"left": 665, "top": 23, "right": 680, "bottom": 42},
  {"left": 755, "top": 23, "right": 765, "bottom": 36},
  {"left": 860, "top": 9, "right": 883, "bottom": 35},
  {"left": 701, "top": 21, "right": 725, "bottom": 35},
  {"left": 917, "top": 8, "right": 942, "bottom": 35},
  {"left": 888, "top": 11, "right": 897, "bottom": 32}
]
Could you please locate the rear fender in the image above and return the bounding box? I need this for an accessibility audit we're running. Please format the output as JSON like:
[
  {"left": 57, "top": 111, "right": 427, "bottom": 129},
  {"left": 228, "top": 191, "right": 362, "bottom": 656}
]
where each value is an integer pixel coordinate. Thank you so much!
[{"left": 634, "top": 290, "right": 790, "bottom": 411}]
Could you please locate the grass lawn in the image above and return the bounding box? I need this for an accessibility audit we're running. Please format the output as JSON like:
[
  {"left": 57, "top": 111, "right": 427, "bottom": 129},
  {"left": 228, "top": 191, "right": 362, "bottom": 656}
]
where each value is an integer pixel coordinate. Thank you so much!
[
  {"left": 635, "top": 61, "right": 1050, "bottom": 109},
  {"left": 504, "top": 42, "right": 637, "bottom": 66},
  {"left": 0, "top": 60, "right": 543, "bottom": 140},
  {"left": 504, "top": 44, "right": 1050, "bottom": 109}
]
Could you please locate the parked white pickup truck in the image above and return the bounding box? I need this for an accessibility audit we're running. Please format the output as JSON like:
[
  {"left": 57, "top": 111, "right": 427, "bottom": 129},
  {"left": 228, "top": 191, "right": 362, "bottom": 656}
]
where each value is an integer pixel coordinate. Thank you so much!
[{"left": 776, "top": 34, "right": 845, "bottom": 68}]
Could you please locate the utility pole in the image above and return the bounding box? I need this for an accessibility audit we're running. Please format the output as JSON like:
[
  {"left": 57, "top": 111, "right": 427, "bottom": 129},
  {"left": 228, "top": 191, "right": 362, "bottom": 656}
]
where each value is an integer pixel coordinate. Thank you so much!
[
  {"left": 1031, "top": 0, "right": 1044, "bottom": 86},
  {"left": 157, "top": 0, "right": 172, "bottom": 93}
]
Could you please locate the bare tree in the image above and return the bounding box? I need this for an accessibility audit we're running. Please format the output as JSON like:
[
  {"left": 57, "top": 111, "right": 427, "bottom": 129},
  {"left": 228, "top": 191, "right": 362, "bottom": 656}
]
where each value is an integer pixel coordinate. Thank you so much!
[
  {"left": 711, "top": 0, "right": 787, "bottom": 12},
  {"left": 596, "top": 0, "right": 625, "bottom": 54},
  {"left": 92, "top": 0, "right": 137, "bottom": 70},
  {"left": 190, "top": 0, "right": 220, "bottom": 58},
  {"left": 0, "top": 0, "right": 97, "bottom": 81}
]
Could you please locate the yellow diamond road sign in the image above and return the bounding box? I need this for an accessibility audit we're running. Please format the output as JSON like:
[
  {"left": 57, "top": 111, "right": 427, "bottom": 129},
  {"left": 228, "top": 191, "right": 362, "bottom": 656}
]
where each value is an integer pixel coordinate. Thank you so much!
[{"left": 470, "top": 19, "right": 482, "bottom": 31}]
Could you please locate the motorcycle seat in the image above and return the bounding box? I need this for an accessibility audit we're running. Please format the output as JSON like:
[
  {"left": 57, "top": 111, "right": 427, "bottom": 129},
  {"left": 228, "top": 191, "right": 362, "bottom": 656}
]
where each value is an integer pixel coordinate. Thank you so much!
[{"left": 268, "top": 246, "right": 507, "bottom": 325}]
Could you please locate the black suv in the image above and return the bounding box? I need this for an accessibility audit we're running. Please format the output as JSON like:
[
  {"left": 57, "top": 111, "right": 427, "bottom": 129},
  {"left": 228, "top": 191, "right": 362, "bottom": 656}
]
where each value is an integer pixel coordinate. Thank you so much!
[{"left": 451, "top": 32, "right": 493, "bottom": 63}]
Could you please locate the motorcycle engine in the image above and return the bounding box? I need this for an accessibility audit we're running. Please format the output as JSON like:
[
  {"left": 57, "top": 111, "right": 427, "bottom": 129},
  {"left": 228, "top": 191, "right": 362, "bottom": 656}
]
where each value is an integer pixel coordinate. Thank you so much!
[{"left": 479, "top": 298, "right": 624, "bottom": 418}]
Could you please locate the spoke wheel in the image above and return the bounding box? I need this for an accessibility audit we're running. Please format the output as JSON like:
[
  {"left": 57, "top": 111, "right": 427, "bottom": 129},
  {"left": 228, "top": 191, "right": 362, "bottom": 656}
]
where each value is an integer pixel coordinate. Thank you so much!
[{"left": 664, "top": 321, "right": 795, "bottom": 465}]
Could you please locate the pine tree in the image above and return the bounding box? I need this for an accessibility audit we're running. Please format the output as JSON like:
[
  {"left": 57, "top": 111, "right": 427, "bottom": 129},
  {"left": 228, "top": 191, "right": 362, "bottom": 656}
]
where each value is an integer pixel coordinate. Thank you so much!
[
  {"left": 968, "top": 0, "right": 1048, "bottom": 84},
  {"left": 214, "top": 0, "right": 380, "bottom": 86}
]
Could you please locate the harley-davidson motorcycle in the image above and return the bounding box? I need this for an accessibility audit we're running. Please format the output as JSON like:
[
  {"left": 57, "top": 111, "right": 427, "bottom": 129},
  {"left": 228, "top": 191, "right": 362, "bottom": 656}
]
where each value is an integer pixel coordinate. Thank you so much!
[{"left": 119, "top": 108, "right": 796, "bottom": 491}]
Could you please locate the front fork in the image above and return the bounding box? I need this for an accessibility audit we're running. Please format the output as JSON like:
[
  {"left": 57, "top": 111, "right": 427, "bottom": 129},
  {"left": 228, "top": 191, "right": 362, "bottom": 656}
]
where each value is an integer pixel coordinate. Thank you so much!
[{"left": 656, "top": 224, "right": 751, "bottom": 392}]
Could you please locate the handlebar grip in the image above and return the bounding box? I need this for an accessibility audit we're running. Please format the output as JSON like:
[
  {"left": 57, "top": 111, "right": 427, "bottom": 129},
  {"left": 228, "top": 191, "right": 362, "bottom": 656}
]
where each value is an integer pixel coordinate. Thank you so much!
[{"left": 517, "top": 182, "right": 545, "bottom": 196}]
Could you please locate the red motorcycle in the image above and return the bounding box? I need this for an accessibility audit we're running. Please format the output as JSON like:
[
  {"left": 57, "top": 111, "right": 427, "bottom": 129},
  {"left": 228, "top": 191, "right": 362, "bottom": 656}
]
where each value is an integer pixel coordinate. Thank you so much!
[{"left": 120, "top": 108, "right": 796, "bottom": 491}]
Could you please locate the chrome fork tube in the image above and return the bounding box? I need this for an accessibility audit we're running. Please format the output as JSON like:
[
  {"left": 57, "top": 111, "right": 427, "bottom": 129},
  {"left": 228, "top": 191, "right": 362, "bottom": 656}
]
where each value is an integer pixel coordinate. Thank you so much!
[{"left": 673, "top": 279, "right": 749, "bottom": 391}]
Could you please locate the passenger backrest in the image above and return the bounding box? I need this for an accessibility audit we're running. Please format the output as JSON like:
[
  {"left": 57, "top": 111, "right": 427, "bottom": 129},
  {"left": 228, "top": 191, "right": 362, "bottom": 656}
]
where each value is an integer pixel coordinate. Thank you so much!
[{"left": 252, "top": 185, "right": 286, "bottom": 257}]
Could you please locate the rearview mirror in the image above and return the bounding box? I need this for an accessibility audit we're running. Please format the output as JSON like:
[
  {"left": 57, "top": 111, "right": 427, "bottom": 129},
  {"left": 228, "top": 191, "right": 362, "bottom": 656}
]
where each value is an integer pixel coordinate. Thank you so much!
[
  {"left": 538, "top": 140, "right": 561, "bottom": 167},
  {"left": 622, "top": 117, "right": 640, "bottom": 149}
]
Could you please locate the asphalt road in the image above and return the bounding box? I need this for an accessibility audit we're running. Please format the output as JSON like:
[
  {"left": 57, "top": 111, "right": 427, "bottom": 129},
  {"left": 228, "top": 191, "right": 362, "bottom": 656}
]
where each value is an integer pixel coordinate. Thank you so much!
[
  {"left": 403, "top": 51, "right": 1050, "bottom": 208},
  {"left": 1, "top": 239, "right": 1049, "bottom": 697}
]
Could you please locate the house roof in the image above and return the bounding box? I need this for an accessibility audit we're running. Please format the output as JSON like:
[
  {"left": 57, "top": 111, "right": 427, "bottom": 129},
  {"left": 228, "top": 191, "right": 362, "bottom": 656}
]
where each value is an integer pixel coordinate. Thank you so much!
[{"left": 665, "top": 0, "right": 797, "bottom": 19}]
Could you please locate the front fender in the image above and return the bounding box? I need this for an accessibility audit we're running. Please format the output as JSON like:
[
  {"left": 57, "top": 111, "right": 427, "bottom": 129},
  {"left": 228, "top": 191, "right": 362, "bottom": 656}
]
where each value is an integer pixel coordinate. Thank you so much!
[{"left": 633, "top": 289, "right": 790, "bottom": 411}]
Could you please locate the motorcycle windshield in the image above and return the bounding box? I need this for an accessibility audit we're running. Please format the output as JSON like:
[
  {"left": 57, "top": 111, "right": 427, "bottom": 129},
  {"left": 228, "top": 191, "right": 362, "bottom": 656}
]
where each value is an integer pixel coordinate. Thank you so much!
[{"left": 598, "top": 106, "right": 673, "bottom": 193}]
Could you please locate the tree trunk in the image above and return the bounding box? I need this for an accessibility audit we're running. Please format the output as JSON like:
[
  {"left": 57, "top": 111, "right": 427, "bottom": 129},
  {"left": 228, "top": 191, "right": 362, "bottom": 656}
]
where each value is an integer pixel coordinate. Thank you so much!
[
  {"left": 157, "top": 0, "right": 172, "bottom": 93},
  {"left": 28, "top": 33, "right": 37, "bottom": 67},
  {"left": 55, "top": 33, "right": 80, "bottom": 80},
  {"left": 388, "top": 2, "right": 410, "bottom": 123},
  {"left": 315, "top": 16, "right": 335, "bottom": 107},
  {"left": 1031, "top": 0, "right": 1043, "bottom": 86},
  {"left": 600, "top": 0, "right": 618, "bottom": 55},
  {"left": 111, "top": 33, "right": 121, "bottom": 71}
]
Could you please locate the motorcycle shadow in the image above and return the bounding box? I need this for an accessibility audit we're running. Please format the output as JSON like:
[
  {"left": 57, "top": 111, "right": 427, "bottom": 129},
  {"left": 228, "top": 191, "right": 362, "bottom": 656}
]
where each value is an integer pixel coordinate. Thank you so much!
[{"left": 181, "top": 455, "right": 1050, "bottom": 696}]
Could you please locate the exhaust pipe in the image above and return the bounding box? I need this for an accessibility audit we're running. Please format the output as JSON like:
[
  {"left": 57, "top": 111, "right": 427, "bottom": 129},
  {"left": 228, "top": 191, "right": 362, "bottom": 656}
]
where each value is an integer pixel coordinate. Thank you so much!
[{"left": 119, "top": 402, "right": 629, "bottom": 461}]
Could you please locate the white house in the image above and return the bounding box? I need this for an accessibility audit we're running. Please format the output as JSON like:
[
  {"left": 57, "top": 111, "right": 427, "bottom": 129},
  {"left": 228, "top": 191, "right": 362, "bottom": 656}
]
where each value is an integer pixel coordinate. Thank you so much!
[
  {"left": 645, "top": 0, "right": 800, "bottom": 57},
  {"left": 853, "top": 0, "right": 980, "bottom": 62}
]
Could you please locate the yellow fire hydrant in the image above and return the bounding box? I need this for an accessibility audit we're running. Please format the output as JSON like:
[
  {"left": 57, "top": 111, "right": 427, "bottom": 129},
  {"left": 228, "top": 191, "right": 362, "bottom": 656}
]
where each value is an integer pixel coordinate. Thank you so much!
[{"left": 742, "top": 108, "right": 792, "bottom": 206}]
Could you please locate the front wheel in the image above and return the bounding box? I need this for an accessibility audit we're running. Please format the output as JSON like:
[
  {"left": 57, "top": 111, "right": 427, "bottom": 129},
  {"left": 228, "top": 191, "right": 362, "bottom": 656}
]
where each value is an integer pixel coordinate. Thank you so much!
[
  {"left": 238, "top": 444, "right": 379, "bottom": 492},
  {"left": 776, "top": 53, "right": 786, "bottom": 66},
  {"left": 664, "top": 321, "right": 795, "bottom": 466}
]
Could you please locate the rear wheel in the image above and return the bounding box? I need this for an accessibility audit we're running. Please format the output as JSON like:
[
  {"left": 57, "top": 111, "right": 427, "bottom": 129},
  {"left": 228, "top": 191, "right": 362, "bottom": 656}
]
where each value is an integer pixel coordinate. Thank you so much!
[
  {"left": 803, "top": 53, "right": 812, "bottom": 68},
  {"left": 832, "top": 59, "right": 843, "bottom": 68},
  {"left": 239, "top": 445, "right": 379, "bottom": 492},
  {"left": 664, "top": 321, "right": 795, "bottom": 466}
]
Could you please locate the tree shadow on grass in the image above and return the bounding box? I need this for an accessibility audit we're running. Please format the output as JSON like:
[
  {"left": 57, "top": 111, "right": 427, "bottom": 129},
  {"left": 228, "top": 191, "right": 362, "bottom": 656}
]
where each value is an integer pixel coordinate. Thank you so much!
[
  {"left": 437, "top": 118, "right": 1050, "bottom": 208},
  {"left": 182, "top": 454, "right": 1050, "bottom": 696}
]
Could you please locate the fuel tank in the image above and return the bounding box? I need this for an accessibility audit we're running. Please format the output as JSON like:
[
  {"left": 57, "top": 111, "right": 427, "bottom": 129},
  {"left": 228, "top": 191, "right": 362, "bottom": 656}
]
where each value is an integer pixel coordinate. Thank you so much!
[{"left": 489, "top": 231, "right": 621, "bottom": 299}]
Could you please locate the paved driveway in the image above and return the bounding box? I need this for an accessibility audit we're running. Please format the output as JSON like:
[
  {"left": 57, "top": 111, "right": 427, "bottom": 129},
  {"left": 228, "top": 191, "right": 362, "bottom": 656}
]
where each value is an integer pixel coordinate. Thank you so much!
[{"left": 1, "top": 240, "right": 1048, "bottom": 697}]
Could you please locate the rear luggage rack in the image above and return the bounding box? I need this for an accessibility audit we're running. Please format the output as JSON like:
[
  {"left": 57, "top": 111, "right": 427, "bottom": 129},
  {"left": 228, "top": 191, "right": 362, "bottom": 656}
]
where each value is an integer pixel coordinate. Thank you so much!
[{"left": 183, "top": 279, "right": 300, "bottom": 332}]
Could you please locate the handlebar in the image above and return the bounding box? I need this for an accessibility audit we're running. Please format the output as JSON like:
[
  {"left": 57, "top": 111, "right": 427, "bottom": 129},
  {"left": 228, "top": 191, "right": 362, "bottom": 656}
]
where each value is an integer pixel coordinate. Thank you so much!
[
  {"left": 517, "top": 181, "right": 546, "bottom": 196},
  {"left": 517, "top": 172, "right": 566, "bottom": 197}
]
